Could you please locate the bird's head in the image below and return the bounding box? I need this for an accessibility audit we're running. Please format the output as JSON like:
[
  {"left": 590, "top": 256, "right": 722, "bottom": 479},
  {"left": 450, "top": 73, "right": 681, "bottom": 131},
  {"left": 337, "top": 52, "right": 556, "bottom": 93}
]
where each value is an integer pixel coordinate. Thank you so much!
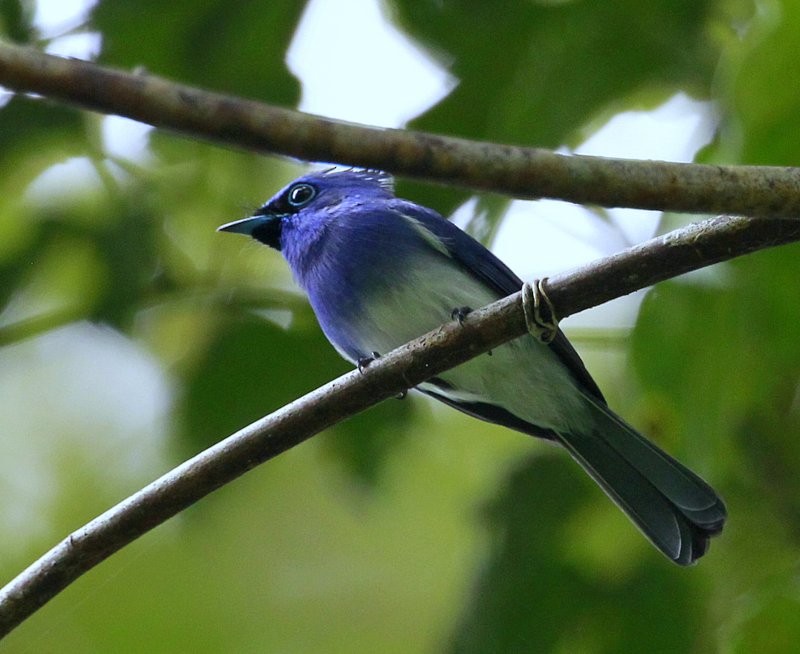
[{"left": 217, "top": 169, "right": 395, "bottom": 251}]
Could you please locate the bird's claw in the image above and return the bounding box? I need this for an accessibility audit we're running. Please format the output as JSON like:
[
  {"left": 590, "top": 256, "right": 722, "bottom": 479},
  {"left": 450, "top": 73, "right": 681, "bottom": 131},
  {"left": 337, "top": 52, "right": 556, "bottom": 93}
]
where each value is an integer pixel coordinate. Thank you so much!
[
  {"left": 522, "top": 278, "right": 558, "bottom": 343},
  {"left": 451, "top": 306, "right": 472, "bottom": 325},
  {"left": 357, "top": 353, "right": 406, "bottom": 396},
  {"left": 357, "top": 351, "right": 381, "bottom": 373}
]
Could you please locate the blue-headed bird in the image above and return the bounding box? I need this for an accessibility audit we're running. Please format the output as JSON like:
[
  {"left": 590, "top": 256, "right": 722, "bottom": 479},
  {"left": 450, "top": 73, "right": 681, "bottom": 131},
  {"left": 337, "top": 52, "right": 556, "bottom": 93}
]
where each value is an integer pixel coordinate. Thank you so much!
[{"left": 219, "top": 169, "right": 726, "bottom": 565}]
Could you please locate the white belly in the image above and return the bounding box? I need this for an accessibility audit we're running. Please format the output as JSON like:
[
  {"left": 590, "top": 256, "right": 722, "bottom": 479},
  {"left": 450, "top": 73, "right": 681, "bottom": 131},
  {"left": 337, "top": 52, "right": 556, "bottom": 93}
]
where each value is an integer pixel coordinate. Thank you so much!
[{"left": 346, "top": 252, "right": 592, "bottom": 434}]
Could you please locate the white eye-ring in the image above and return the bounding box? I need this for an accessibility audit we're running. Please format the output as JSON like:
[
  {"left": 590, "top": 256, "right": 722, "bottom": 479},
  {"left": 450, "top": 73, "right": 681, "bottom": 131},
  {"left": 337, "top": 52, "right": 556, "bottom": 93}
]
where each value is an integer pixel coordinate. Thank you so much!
[{"left": 287, "top": 183, "right": 317, "bottom": 208}]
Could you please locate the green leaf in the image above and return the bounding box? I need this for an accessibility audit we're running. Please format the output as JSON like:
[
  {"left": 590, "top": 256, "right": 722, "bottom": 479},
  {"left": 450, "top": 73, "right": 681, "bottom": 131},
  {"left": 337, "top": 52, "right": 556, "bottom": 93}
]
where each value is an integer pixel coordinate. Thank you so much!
[
  {"left": 390, "top": 0, "right": 717, "bottom": 147},
  {"left": 723, "top": 588, "right": 800, "bottom": 654},
  {"left": 91, "top": 0, "right": 306, "bottom": 103},
  {"left": 387, "top": 0, "right": 717, "bottom": 216},
  {"left": 0, "top": 95, "right": 85, "bottom": 161},
  {"left": 0, "top": 0, "right": 34, "bottom": 43},
  {"left": 179, "top": 309, "right": 413, "bottom": 484},
  {"left": 179, "top": 311, "right": 344, "bottom": 449},
  {"left": 723, "top": 0, "right": 800, "bottom": 165}
]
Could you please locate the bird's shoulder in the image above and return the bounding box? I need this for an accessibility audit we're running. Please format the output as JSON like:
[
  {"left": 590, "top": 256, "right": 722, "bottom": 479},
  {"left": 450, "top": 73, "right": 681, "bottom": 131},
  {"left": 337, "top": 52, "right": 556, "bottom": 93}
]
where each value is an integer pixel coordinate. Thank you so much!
[{"left": 368, "top": 200, "right": 525, "bottom": 296}]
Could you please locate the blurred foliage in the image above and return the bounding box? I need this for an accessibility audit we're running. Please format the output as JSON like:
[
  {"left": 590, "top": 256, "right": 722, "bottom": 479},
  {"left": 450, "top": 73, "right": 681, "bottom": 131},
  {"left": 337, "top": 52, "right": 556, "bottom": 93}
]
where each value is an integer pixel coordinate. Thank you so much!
[
  {"left": 1, "top": 0, "right": 800, "bottom": 652},
  {"left": 0, "top": 0, "right": 33, "bottom": 43},
  {"left": 450, "top": 455, "right": 704, "bottom": 654},
  {"left": 391, "top": 0, "right": 719, "bottom": 220},
  {"left": 93, "top": 0, "right": 305, "bottom": 102}
]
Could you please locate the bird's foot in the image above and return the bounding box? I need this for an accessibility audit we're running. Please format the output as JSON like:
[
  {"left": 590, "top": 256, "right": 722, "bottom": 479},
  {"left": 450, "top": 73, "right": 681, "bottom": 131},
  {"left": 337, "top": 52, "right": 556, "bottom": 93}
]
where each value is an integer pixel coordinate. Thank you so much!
[
  {"left": 357, "top": 351, "right": 381, "bottom": 374},
  {"left": 522, "top": 278, "right": 558, "bottom": 343},
  {"left": 450, "top": 306, "right": 473, "bottom": 325}
]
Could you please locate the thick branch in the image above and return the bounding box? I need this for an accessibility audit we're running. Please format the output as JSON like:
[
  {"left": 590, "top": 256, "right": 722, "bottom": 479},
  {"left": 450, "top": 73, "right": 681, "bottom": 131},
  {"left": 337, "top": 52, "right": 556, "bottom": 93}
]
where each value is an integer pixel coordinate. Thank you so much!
[
  {"left": 1, "top": 42, "right": 799, "bottom": 216},
  {"left": 1, "top": 215, "right": 799, "bottom": 638}
]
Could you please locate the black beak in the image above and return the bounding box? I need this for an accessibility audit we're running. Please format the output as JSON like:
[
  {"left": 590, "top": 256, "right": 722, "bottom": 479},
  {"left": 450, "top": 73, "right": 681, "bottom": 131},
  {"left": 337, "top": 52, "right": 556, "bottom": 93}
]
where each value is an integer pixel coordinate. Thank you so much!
[{"left": 218, "top": 213, "right": 283, "bottom": 250}]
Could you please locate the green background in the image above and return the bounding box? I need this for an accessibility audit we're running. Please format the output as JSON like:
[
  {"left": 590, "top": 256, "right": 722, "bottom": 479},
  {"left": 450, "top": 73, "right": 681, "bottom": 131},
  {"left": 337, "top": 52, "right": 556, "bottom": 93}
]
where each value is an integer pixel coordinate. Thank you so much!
[{"left": 2, "top": 0, "right": 799, "bottom": 651}]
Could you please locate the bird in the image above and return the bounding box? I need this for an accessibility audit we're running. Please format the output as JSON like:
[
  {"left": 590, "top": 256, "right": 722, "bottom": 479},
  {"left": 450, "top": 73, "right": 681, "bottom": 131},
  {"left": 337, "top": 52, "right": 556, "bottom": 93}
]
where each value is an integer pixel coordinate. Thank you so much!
[{"left": 218, "top": 169, "right": 726, "bottom": 565}]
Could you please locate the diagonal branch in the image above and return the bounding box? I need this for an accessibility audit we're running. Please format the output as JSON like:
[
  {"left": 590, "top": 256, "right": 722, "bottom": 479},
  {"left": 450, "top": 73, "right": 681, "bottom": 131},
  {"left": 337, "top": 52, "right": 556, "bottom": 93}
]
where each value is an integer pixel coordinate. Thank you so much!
[
  {"left": 1, "top": 42, "right": 800, "bottom": 217},
  {"left": 0, "top": 214, "right": 799, "bottom": 638}
]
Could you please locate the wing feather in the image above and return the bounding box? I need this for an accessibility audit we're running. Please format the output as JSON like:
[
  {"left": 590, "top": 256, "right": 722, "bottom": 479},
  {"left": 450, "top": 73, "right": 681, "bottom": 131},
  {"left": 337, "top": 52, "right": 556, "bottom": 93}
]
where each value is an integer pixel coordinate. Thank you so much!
[{"left": 393, "top": 201, "right": 605, "bottom": 403}]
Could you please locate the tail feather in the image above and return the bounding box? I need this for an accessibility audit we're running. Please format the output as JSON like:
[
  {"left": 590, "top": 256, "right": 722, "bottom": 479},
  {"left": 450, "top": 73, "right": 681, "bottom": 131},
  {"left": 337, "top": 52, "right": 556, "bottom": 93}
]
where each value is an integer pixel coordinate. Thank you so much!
[{"left": 558, "top": 397, "right": 726, "bottom": 565}]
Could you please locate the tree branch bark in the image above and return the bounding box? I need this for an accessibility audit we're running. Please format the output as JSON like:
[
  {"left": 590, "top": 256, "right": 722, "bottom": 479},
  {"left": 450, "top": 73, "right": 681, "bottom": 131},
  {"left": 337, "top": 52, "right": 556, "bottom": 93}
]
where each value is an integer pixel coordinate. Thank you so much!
[
  {"left": 1, "top": 214, "right": 799, "bottom": 638},
  {"left": 1, "top": 42, "right": 799, "bottom": 217}
]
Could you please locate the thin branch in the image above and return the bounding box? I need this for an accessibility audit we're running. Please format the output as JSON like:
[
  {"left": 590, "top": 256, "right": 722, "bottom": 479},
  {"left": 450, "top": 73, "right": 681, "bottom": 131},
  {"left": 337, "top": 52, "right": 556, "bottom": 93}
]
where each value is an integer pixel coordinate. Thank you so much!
[
  {"left": 1, "top": 215, "right": 799, "bottom": 638},
  {"left": 1, "top": 42, "right": 799, "bottom": 217}
]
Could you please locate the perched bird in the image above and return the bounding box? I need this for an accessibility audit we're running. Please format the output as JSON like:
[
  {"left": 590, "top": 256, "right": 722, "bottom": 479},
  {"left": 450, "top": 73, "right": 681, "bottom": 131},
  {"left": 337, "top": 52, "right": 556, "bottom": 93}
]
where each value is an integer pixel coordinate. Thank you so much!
[{"left": 219, "top": 169, "right": 726, "bottom": 565}]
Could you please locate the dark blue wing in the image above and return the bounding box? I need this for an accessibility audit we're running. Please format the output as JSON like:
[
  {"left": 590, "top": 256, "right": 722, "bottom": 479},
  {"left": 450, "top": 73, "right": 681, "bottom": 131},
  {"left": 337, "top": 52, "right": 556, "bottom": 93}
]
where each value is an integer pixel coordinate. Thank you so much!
[{"left": 394, "top": 200, "right": 605, "bottom": 403}]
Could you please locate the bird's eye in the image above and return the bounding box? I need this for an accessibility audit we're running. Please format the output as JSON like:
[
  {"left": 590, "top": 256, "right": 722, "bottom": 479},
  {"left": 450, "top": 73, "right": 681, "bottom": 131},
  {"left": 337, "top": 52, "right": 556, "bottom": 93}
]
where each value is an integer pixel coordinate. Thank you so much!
[{"left": 286, "top": 183, "right": 317, "bottom": 208}]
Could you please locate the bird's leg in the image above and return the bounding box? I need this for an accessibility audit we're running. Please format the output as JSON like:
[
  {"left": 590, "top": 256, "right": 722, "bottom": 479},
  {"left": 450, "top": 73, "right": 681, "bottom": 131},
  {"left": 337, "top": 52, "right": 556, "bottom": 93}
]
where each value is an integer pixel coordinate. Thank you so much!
[
  {"left": 357, "top": 351, "right": 381, "bottom": 373},
  {"left": 522, "top": 278, "right": 558, "bottom": 343},
  {"left": 450, "top": 306, "right": 472, "bottom": 325}
]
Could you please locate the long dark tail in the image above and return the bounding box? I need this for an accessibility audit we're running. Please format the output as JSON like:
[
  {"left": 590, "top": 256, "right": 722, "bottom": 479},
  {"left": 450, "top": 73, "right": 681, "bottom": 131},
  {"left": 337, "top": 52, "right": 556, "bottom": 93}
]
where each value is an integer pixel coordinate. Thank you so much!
[{"left": 557, "top": 396, "right": 726, "bottom": 565}]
